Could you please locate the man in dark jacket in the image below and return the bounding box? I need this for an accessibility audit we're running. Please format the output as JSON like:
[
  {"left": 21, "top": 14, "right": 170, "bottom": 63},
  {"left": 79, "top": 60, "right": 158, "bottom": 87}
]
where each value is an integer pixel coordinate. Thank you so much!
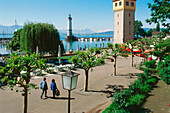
[{"left": 40, "top": 77, "right": 48, "bottom": 99}]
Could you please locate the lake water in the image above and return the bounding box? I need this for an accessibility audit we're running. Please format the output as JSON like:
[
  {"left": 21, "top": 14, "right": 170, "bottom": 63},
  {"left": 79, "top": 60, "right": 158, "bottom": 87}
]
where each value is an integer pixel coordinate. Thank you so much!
[{"left": 0, "top": 34, "right": 113, "bottom": 52}]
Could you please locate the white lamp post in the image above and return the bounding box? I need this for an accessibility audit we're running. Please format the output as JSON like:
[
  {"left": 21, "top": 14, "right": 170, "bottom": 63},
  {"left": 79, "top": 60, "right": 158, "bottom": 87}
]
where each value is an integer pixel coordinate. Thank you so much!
[
  {"left": 61, "top": 70, "right": 80, "bottom": 113},
  {"left": 58, "top": 45, "right": 61, "bottom": 65}
]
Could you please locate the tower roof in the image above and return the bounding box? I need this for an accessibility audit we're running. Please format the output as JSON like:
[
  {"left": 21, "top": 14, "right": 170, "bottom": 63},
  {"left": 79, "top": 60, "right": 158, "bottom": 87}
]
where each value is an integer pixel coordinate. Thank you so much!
[{"left": 68, "top": 14, "right": 72, "bottom": 19}]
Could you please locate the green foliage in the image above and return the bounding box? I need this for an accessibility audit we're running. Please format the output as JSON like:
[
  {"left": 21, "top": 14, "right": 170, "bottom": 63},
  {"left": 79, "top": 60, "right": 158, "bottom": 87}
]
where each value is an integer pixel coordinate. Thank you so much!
[
  {"left": 150, "top": 42, "right": 168, "bottom": 61},
  {"left": 156, "top": 22, "right": 160, "bottom": 32},
  {"left": 1, "top": 52, "right": 47, "bottom": 92},
  {"left": 146, "top": 29, "right": 153, "bottom": 37},
  {"left": 127, "top": 94, "right": 146, "bottom": 106},
  {"left": 157, "top": 55, "right": 170, "bottom": 84},
  {"left": 144, "top": 60, "right": 156, "bottom": 68},
  {"left": 139, "top": 28, "right": 146, "bottom": 37},
  {"left": 103, "top": 60, "right": 158, "bottom": 112},
  {"left": 0, "top": 52, "right": 47, "bottom": 113},
  {"left": 162, "top": 38, "right": 170, "bottom": 53},
  {"left": 106, "top": 43, "right": 128, "bottom": 75},
  {"left": 135, "top": 20, "right": 143, "bottom": 38},
  {"left": 146, "top": 0, "right": 170, "bottom": 28},
  {"left": 12, "top": 22, "right": 64, "bottom": 54},
  {"left": 70, "top": 47, "right": 105, "bottom": 91},
  {"left": 6, "top": 29, "right": 22, "bottom": 51},
  {"left": 70, "top": 47, "right": 105, "bottom": 71}
]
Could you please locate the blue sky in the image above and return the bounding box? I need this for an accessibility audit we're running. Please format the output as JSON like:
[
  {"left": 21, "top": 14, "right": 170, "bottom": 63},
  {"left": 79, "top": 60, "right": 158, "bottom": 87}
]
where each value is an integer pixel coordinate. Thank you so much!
[{"left": 0, "top": 0, "right": 156, "bottom": 32}]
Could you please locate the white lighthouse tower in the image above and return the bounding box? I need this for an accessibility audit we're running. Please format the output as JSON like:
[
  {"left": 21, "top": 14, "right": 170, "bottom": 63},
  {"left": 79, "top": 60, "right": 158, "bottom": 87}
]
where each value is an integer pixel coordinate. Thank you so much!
[
  {"left": 67, "top": 14, "right": 72, "bottom": 37},
  {"left": 66, "top": 14, "right": 76, "bottom": 41}
]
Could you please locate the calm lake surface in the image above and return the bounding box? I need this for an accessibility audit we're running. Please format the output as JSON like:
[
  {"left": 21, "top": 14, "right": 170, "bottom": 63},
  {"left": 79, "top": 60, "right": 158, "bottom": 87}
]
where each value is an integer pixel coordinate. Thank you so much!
[{"left": 0, "top": 34, "right": 113, "bottom": 52}]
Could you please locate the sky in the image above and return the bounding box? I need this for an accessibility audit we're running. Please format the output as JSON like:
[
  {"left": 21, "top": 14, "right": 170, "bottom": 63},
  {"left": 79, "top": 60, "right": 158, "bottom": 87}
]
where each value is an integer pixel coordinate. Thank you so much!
[{"left": 0, "top": 0, "right": 157, "bottom": 32}]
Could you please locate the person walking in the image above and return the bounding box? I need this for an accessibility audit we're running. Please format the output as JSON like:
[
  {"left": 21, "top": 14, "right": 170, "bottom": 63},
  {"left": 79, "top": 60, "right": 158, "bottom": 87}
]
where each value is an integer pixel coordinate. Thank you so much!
[
  {"left": 40, "top": 77, "right": 48, "bottom": 99},
  {"left": 50, "top": 79, "right": 58, "bottom": 98}
]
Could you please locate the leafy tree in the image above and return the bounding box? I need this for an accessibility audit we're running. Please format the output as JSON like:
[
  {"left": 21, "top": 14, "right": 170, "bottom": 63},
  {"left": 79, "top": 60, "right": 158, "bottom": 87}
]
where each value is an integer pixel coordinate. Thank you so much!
[
  {"left": 138, "top": 28, "right": 146, "bottom": 38},
  {"left": 146, "top": 29, "right": 153, "bottom": 37},
  {"left": 9, "top": 22, "right": 64, "bottom": 55},
  {"left": 70, "top": 47, "right": 105, "bottom": 91},
  {"left": 146, "top": 0, "right": 170, "bottom": 29},
  {"left": 125, "top": 41, "right": 137, "bottom": 67},
  {"left": 1, "top": 53, "right": 47, "bottom": 113},
  {"left": 150, "top": 42, "right": 167, "bottom": 61},
  {"left": 135, "top": 20, "right": 143, "bottom": 38},
  {"left": 106, "top": 43, "right": 128, "bottom": 76},
  {"left": 6, "top": 29, "right": 22, "bottom": 51},
  {"left": 156, "top": 22, "right": 160, "bottom": 32}
]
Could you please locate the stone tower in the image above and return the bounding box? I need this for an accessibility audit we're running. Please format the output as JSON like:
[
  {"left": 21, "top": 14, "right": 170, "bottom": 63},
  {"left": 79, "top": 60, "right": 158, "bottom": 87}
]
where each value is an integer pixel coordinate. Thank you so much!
[{"left": 113, "top": 0, "right": 136, "bottom": 44}]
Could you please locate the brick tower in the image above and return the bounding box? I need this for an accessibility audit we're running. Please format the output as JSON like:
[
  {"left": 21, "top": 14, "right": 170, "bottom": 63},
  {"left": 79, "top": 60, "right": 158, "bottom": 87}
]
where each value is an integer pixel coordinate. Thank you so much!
[{"left": 113, "top": 0, "right": 136, "bottom": 44}]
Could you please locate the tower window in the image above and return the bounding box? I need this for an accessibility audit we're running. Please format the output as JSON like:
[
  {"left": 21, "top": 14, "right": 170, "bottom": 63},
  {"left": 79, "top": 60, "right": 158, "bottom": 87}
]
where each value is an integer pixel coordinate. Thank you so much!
[
  {"left": 115, "top": 3, "right": 117, "bottom": 7},
  {"left": 117, "top": 14, "right": 119, "bottom": 17},
  {"left": 129, "top": 13, "right": 131, "bottom": 17},
  {"left": 129, "top": 21, "right": 131, "bottom": 25},
  {"left": 119, "top": 2, "right": 122, "bottom": 6},
  {"left": 117, "top": 22, "right": 119, "bottom": 25},
  {"left": 131, "top": 2, "right": 134, "bottom": 7},
  {"left": 126, "top": 1, "right": 129, "bottom": 6}
]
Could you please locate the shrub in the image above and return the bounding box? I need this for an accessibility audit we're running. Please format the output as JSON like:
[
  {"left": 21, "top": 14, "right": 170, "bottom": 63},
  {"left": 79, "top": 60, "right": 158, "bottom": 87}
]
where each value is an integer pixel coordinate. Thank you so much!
[
  {"left": 126, "top": 94, "right": 146, "bottom": 106},
  {"left": 144, "top": 60, "right": 156, "bottom": 68},
  {"left": 157, "top": 55, "right": 170, "bottom": 84}
]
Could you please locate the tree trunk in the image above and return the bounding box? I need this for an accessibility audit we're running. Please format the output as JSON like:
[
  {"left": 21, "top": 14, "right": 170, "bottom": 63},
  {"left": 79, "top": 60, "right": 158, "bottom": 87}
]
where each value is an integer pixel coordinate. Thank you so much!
[
  {"left": 84, "top": 70, "right": 89, "bottom": 92},
  {"left": 113, "top": 57, "right": 116, "bottom": 76},
  {"left": 23, "top": 88, "right": 28, "bottom": 113},
  {"left": 131, "top": 52, "right": 134, "bottom": 67}
]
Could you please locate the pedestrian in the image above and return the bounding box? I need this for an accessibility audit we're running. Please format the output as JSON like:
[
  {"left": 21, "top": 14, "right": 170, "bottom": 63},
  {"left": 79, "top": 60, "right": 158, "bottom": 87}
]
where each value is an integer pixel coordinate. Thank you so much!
[
  {"left": 40, "top": 77, "right": 48, "bottom": 99},
  {"left": 50, "top": 79, "right": 58, "bottom": 98}
]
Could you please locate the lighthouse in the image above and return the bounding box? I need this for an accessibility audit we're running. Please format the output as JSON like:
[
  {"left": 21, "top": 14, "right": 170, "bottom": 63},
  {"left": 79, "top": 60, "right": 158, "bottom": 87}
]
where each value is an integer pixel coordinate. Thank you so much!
[
  {"left": 66, "top": 14, "right": 77, "bottom": 41},
  {"left": 113, "top": 0, "right": 136, "bottom": 44},
  {"left": 67, "top": 14, "right": 72, "bottom": 37}
]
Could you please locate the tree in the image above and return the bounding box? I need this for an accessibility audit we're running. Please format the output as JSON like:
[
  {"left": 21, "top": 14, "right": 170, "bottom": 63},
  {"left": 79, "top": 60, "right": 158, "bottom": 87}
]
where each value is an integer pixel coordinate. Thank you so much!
[
  {"left": 150, "top": 42, "right": 167, "bottom": 61},
  {"left": 135, "top": 20, "right": 143, "bottom": 38},
  {"left": 9, "top": 22, "right": 64, "bottom": 55},
  {"left": 70, "top": 47, "right": 105, "bottom": 91},
  {"left": 106, "top": 43, "right": 128, "bottom": 76},
  {"left": 1, "top": 53, "right": 47, "bottom": 113},
  {"left": 125, "top": 40, "right": 137, "bottom": 67},
  {"left": 146, "top": 0, "right": 170, "bottom": 29},
  {"left": 138, "top": 28, "right": 146, "bottom": 38},
  {"left": 6, "top": 29, "right": 22, "bottom": 51},
  {"left": 156, "top": 22, "right": 160, "bottom": 32},
  {"left": 146, "top": 29, "right": 153, "bottom": 37}
]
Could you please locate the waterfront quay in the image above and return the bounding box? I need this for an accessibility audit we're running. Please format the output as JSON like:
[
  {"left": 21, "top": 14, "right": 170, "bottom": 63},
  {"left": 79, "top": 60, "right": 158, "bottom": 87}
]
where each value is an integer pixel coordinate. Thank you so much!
[{"left": 77, "top": 37, "right": 113, "bottom": 41}]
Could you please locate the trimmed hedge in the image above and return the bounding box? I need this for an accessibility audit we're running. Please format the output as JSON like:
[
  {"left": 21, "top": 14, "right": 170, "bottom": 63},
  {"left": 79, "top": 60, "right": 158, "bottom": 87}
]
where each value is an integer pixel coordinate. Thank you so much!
[
  {"left": 103, "top": 60, "right": 158, "bottom": 113},
  {"left": 157, "top": 55, "right": 170, "bottom": 84}
]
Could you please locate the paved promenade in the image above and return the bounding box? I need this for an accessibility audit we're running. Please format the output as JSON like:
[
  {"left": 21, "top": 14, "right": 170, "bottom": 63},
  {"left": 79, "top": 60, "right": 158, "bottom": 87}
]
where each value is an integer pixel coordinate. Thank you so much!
[{"left": 0, "top": 56, "right": 142, "bottom": 113}]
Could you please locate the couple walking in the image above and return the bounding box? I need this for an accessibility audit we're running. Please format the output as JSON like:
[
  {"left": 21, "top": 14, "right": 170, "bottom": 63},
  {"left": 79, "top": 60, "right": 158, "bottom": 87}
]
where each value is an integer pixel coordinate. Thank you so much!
[{"left": 40, "top": 77, "right": 59, "bottom": 99}]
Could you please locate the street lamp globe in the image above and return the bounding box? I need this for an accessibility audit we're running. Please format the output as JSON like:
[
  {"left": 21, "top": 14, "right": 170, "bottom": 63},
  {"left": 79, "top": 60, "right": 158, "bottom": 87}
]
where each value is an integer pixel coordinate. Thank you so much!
[{"left": 61, "top": 71, "right": 80, "bottom": 90}]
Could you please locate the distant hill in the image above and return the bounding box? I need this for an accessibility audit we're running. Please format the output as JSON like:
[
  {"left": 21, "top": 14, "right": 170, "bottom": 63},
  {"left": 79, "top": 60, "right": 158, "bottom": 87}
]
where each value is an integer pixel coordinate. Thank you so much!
[
  {"left": 0, "top": 25, "right": 23, "bottom": 34},
  {"left": 93, "top": 31, "right": 113, "bottom": 35},
  {"left": 0, "top": 25, "right": 113, "bottom": 35}
]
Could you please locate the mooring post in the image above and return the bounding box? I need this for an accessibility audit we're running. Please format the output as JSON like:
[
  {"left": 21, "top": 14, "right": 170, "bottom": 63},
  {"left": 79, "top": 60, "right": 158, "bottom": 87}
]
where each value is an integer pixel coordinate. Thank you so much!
[{"left": 77, "top": 44, "right": 79, "bottom": 51}]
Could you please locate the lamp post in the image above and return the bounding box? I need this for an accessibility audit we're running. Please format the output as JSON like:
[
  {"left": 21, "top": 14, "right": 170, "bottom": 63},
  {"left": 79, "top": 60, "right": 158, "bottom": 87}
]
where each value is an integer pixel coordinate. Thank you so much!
[{"left": 61, "top": 70, "right": 80, "bottom": 113}]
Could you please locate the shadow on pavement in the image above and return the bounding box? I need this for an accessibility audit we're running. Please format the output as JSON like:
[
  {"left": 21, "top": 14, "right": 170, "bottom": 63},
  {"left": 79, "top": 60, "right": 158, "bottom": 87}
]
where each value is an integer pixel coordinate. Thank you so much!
[
  {"left": 48, "top": 96, "right": 75, "bottom": 100},
  {"left": 88, "top": 85, "right": 125, "bottom": 98}
]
